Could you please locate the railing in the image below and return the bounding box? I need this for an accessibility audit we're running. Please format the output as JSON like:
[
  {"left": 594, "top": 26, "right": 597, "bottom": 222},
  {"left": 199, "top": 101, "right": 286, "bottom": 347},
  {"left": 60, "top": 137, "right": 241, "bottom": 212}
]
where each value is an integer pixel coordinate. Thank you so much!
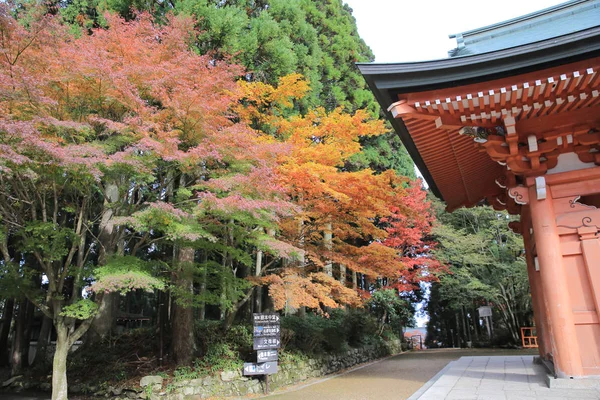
[{"left": 521, "top": 327, "right": 538, "bottom": 348}]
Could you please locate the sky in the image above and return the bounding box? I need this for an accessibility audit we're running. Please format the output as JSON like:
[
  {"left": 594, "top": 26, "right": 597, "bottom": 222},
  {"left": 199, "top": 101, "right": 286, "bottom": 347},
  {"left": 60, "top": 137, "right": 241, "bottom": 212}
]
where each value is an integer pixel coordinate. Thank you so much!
[{"left": 343, "top": 0, "right": 567, "bottom": 63}]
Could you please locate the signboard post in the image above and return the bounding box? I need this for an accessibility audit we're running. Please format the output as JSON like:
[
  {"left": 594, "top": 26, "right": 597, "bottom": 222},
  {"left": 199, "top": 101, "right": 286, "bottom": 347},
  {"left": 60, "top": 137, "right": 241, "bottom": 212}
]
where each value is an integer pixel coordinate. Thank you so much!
[
  {"left": 244, "top": 313, "right": 281, "bottom": 394},
  {"left": 478, "top": 306, "right": 493, "bottom": 339}
]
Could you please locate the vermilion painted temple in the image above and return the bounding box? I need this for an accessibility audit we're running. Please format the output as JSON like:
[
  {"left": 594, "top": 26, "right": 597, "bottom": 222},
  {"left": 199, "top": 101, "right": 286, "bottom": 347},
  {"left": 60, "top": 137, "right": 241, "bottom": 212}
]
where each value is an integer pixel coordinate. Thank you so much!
[{"left": 359, "top": 0, "right": 600, "bottom": 380}]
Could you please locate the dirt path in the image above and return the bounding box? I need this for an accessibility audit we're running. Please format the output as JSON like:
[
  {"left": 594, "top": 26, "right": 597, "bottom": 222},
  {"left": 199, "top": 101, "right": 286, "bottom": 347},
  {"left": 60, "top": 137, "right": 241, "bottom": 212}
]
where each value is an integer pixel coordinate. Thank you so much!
[{"left": 262, "top": 348, "right": 538, "bottom": 400}]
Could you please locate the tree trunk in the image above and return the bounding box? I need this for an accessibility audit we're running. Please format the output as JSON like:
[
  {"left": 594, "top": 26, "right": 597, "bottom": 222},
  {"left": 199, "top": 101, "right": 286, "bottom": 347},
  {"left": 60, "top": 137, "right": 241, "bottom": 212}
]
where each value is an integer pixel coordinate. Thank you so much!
[
  {"left": 0, "top": 298, "right": 14, "bottom": 367},
  {"left": 171, "top": 247, "right": 196, "bottom": 365},
  {"left": 352, "top": 271, "right": 357, "bottom": 290},
  {"left": 223, "top": 288, "right": 254, "bottom": 331},
  {"left": 88, "top": 183, "right": 119, "bottom": 344},
  {"left": 33, "top": 315, "right": 52, "bottom": 366},
  {"left": 461, "top": 306, "right": 471, "bottom": 346},
  {"left": 455, "top": 312, "right": 461, "bottom": 348},
  {"left": 51, "top": 327, "right": 69, "bottom": 400},
  {"left": 254, "top": 247, "right": 263, "bottom": 313},
  {"left": 323, "top": 222, "right": 332, "bottom": 276},
  {"left": 87, "top": 292, "right": 119, "bottom": 344},
  {"left": 21, "top": 300, "right": 34, "bottom": 368},
  {"left": 220, "top": 251, "right": 229, "bottom": 320},
  {"left": 199, "top": 251, "right": 208, "bottom": 320},
  {"left": 157, "top": 290, "right": 169, "bottom": 367},
  {"left": 471, "top": 307, "right": 480, "bottom": 342},
  {"left": 339, "top": 264, "right": 346, "bottom": 286},
  {"left": 11, "top": 299, "right": 27, "bottom": 376}
]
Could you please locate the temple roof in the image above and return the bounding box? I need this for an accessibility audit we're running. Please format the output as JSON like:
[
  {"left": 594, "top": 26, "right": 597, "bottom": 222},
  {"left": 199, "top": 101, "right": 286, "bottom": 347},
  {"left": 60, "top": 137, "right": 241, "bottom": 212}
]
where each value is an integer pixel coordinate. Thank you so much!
[
  {"left": 448, "top": 0, "right": 600, "bottom": 57},
  {"left": 358, "top": 27, "right": 600, "bottom": 209}
]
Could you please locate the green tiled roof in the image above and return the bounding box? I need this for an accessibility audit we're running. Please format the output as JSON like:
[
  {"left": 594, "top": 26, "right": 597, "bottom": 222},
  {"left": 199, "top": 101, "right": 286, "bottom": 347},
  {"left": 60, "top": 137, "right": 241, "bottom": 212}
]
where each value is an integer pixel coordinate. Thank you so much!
[{"left": 449, "top": 0, "right": 600, "bottom": 57}]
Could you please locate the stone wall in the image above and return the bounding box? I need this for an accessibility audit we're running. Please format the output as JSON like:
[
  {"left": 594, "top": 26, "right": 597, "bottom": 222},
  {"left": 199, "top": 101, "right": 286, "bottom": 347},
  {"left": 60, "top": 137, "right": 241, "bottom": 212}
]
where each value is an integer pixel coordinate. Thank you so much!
[
  {"left": 1, "top": 340, "right": 402, "bottom": 398},
  {"left": 144, "top": 340, "right": 402, "bottom": 400}
]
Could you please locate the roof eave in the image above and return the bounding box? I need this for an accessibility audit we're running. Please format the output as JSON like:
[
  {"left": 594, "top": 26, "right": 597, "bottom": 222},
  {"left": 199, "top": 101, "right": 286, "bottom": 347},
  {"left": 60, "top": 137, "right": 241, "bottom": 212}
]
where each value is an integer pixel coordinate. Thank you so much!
[{"left": 358, "top": 27, "right": 600, "bottom": 202}]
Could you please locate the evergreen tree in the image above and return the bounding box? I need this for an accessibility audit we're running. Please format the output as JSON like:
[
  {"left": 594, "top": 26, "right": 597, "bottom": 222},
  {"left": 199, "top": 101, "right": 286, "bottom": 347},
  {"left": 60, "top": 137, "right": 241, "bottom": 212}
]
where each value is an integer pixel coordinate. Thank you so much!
[{"left": 426, "top": 202, "right": 533, "bottom": 347}]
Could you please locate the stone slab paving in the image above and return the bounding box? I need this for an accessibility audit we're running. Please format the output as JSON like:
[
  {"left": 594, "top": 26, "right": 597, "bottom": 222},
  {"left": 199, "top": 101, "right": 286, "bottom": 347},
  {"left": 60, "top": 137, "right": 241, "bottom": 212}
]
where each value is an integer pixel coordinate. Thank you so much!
[{"left": 409, "top": 356, "right": 600, "bottom": 400}]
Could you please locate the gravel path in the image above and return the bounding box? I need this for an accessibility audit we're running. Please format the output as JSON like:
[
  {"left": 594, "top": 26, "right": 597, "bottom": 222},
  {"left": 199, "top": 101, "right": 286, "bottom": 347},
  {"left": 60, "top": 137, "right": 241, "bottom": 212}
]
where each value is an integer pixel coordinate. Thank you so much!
[{"left": 262, "top": 348, "right": 538, "bottom": 400}]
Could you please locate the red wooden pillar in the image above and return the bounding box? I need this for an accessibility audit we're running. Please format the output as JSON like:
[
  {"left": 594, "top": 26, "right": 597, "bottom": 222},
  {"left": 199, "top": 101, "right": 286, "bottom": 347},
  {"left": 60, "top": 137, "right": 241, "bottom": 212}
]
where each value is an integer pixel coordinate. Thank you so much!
[
  {"left": 521, "top": 208, "right": 550, "bottom": 358},
  {"left": 529, "top": 184, "right": 583, "bottom": 377}
]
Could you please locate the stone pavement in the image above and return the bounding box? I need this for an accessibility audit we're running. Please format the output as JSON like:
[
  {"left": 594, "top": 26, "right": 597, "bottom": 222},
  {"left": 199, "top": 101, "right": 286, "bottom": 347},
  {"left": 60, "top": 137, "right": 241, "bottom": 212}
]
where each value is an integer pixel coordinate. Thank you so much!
[{"left": 408, "top": 355, "right": 600, "bottom": 400}]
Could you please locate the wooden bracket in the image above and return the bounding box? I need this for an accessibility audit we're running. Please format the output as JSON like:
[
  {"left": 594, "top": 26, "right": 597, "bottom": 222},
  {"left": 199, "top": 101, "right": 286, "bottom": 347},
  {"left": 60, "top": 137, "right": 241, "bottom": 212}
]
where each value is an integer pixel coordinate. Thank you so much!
[
  {"left": 535, "top": 177, "right": 547, "bottom": 200},
  {"left": 508, "top": 186, "right": 530, "bottom": 205}
]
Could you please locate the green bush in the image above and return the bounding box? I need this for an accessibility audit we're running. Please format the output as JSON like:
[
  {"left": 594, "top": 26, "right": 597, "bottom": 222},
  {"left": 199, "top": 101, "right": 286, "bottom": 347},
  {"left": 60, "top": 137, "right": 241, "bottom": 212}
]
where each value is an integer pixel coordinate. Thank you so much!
[
  {"left": 342, "top": 309, "right": 379, "bottom": 346},
  {"left": 193, "top": 320, "right": 253, "bottom": 373},
  {"left": 281, "top": 314, "right": 326, "bottom": 353},
  {"left": 195, "top": 320, "right": 252, "bottom": 356},
  {"left": 281, "top": 309, "right": 383, "bottom": 354},
  {"left": 321, "top": 310, "right": 349, "bottom": 352},
  {"left": 193, "top": 342, "right": 244, "bottom": 374}
]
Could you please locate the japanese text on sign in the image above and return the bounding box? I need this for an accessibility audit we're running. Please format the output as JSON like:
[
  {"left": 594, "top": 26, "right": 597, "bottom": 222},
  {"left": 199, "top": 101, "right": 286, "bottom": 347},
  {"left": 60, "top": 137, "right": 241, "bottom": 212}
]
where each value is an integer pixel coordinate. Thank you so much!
[
  {"left": 253, "top": 337, "right": 281, "bottom": 350},
  {"left": 253, "top": 313, "right": 280, "bottom": 324}
]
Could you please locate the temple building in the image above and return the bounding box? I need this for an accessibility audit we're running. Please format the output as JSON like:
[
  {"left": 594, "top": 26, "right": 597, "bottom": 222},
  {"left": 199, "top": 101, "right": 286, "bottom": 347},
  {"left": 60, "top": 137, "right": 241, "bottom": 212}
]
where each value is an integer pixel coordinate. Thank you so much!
[{"left": 358, "top": 0, "right": 600, "bottom": 380}]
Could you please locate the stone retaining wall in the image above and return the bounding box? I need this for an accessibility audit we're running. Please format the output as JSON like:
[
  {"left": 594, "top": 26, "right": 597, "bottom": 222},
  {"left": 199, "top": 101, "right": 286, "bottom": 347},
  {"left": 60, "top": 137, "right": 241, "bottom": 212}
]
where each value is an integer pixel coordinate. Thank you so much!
[
  {"left": 146, "top": 340, "right": 402, "bottom": 400},
  {"left": 1, "top": 340, "right": 402, "bottom": 399}
]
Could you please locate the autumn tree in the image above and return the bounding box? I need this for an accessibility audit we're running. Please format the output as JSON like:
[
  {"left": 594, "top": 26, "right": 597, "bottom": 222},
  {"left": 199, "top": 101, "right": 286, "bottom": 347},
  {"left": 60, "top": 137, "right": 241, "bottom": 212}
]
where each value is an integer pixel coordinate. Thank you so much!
[
  {"left": 381, "top": 182, "right": 444, "bottom": 292},
  {"left": 235, "top": 74, "right": 436, "bottom": 314},
  {"left": 0, "top": 5, "right": 295, "bottom": 396},
  {"left": 49, "top": 0, "right": 417, "bottom": 178}
]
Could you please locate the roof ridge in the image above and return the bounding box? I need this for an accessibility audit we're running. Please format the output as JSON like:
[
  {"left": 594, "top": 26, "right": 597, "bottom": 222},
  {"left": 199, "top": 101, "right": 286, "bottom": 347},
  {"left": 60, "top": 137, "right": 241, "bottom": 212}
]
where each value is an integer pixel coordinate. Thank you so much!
[{"left": 448, "top": 0, "right": 593, "bottom": 39}]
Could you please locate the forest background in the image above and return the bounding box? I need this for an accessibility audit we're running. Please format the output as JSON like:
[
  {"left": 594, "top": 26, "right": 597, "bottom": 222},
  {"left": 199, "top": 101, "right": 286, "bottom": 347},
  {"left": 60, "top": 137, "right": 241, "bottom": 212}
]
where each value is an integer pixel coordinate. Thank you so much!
[{"left": 0, "top": 1, "right": 533, "bottom": 399}]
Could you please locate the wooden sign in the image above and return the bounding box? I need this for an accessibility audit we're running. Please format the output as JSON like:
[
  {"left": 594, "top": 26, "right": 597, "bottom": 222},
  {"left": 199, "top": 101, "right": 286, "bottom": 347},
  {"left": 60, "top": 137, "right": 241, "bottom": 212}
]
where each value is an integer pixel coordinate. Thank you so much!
[
  {"left": 253, "top": 337, "right": 281, "bottom": 350},
  {"left": 478, "top": 306, "right": 492, "bottom": 317},
  {"left": 257, "top": 349, "right": 278, "bottom": 363},
  {"left": 253, "top": 313, "right": 280, "bottom": 325},
  {"left": 243, "top": 362, "right": 278, "bottom": 376},
  {"left": 253, "top": 325, "right": 280, "bottom": 337}
]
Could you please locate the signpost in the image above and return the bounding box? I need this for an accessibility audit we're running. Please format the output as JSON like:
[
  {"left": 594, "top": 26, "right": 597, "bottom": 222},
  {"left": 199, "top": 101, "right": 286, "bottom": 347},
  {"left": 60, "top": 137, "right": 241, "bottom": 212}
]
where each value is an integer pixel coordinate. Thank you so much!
[
  {"left": 257, "top": 349, "right": 278, "bottom": 362},
  {"left": 243, "top": 361, "right": 279, "bottom": 375},
  {"left": 254, "top": 325, "right": 280, "bottom": 337},
  {"left": 253, "top": 337, "right": 281, "bottom": 350},
  {"left": 478, "top": 306, "right": 493, "bottom": 339},
  {"left": 244, "top": 313, "right": 281, "bottom": 394},
  {"left": 478, "top": 306, "right": 492, "bottom": 317}
]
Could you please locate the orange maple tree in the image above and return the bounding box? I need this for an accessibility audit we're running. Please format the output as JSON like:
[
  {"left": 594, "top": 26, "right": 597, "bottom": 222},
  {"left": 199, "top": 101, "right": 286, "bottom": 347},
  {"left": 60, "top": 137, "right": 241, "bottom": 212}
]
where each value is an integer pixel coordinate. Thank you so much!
[{"left": 236, "top": 75, "right": 439, "bottom": 313}]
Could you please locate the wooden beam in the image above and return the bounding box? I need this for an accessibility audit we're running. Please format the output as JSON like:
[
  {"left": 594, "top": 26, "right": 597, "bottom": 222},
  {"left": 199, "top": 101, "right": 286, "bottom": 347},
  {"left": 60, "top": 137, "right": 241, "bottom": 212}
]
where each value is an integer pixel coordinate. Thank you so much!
[{"left": 515, "top": 105, "right": 600, "bottom": 136}]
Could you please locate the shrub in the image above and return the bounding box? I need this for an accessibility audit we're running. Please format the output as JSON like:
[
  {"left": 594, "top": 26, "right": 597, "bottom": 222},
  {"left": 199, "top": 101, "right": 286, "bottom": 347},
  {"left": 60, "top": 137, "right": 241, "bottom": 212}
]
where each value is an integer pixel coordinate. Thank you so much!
[
  {"left": 281, "top": 314, "right": 326, "bottom": 353},
  {"left": 193, "top": 320, "right": 252, "bottom": 374},
  {"left": 342, "top": 309, "right": 379, "bottom": 346},
  {"left": 322, "top": 310, "right": 349, "bottom": 352},
  {"left": 281, "top": 309, "right": 383, "bottom": 354},
  {"left": 194, "top": 342, "right": 244, "bottom": 374}
]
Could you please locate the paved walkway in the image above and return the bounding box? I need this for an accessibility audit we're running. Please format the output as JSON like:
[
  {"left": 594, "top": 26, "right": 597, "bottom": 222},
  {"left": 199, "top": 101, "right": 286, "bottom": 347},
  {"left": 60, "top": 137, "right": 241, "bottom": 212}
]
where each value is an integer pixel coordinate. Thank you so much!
[
  {"left": 265, "top": 349, "right": 600, "bottom": 400},
  {"left": 264, "top": 349, "right": 538, "bottom": 400},
  {"left": 410, "top": 355, "right": 600, "bottom": 400}
]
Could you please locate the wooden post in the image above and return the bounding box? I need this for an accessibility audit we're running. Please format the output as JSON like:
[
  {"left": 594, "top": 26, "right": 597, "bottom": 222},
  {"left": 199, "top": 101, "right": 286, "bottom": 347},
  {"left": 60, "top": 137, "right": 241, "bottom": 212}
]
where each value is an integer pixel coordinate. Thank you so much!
[
  {"left": 529, "top": 184, "right": 583, "bottom": 377},
  {"left": 521, "top": 208, "right": 550, "bottom": 359}
]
